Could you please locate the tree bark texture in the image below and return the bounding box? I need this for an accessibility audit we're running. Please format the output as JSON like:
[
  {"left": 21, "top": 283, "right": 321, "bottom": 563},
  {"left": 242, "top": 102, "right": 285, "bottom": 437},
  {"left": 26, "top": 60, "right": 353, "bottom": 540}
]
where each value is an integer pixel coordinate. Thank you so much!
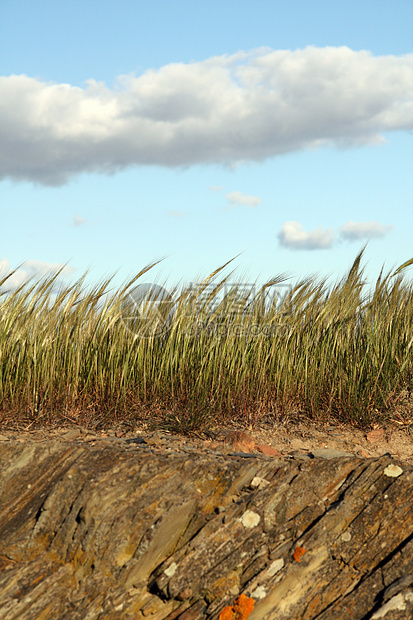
[{"left": 0, "top": 440, "right": 412, "bottom": 619}]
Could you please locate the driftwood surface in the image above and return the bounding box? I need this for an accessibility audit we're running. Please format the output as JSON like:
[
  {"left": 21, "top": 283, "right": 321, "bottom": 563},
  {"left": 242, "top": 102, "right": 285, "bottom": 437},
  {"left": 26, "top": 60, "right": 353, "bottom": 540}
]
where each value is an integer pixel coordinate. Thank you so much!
[{"left": 0, "top": 439, "right": 413, "bottom": 619}]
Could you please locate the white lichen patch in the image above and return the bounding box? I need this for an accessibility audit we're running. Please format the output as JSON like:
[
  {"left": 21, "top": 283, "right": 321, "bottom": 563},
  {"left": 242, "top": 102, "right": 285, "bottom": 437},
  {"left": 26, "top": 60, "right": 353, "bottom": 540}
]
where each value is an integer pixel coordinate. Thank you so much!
[
  {"left": 383, "top": 464, "right": 403, "bottom": 478},
  {"left": 164, "top": 562, "right": 177, "bottom": 577},
  {"left": 250, "top": 477, "right": 270, "bottom": 489},
  {"left": 267, "top": 558, "right": 284, "bottom": 576},
  {"left": 239, "top": 510, "right": 261, "bottom": 528},
  {"left": 371, "top": 592, "right": 413, "bottom": 618},
  {"left": 251, "top": 585, "right": 267, "bottom": 599}
]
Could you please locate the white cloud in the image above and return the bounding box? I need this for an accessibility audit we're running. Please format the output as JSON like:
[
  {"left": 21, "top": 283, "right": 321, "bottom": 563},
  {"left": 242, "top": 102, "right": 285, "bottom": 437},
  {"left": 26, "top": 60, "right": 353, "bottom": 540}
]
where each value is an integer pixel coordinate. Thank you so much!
[
  {"left": 167, "top": 209, "right": 186, "bottom": 217},
  {"left": 0, "top": 259, "right": 74, "bottom": 291},
  {"left": 226, "top": 190, "right": 262, "bottom": 207},
  {"left": 340, "top": 220, "right": 393, "bottom": 240},
  {"left": 1, "top": 46, "right": 412, "bottom": 185},
  {"left": 278, "top": 221, "right": 334, "bottom": 250},
  {"left": 209, "top": 185, "right": 224, "bottom": 192},
  {"left": 277, "top": 219, "right": 393, "bottom": 250},
  {"left": 73, "top": 213, "right": 87, "bottom": 226}
]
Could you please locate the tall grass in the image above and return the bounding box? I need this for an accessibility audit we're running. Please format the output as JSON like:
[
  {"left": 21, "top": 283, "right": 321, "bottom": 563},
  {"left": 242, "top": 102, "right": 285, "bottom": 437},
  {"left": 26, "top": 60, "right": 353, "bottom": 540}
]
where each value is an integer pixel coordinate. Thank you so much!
[{"left": 1, "top": 251, "right": 413, "bottom": 431}]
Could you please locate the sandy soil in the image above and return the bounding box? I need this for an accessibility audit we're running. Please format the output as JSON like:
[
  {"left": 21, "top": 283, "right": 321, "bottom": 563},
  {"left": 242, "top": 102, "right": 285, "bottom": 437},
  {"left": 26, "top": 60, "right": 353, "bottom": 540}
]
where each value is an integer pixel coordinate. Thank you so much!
[
  {"left": 1, "top": 417, "right": 413, "bottom": 463},
  {"left": 234, "top": 419, "right": 413, "bottom": 462}
]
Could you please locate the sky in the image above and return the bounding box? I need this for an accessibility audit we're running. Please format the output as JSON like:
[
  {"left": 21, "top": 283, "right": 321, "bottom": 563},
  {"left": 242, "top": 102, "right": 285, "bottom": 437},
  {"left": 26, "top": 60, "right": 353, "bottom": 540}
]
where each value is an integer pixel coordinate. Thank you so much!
[{"left": 1, "top": 0, "right": 412, "bottom": 297}]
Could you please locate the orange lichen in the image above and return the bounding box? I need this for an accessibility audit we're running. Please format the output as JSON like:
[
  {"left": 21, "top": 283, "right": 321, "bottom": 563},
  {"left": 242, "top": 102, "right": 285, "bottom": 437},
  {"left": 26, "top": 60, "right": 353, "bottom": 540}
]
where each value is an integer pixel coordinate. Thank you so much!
[
  {"left": 219, "top": 608, "right": 236, "bottom": 620},
  {"left": 219, "top": 593, "right": 255, "bottom": 620},
  {"left": 293, "top": 546, "right": 306, "bottom": 563}
]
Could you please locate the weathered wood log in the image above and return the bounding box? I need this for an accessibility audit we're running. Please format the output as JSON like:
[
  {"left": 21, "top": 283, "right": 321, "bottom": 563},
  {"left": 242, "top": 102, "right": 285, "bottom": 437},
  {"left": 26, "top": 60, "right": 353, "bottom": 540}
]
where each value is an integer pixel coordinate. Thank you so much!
[{"left": 0, "top": 440, "right": 412, "bottom": 619}]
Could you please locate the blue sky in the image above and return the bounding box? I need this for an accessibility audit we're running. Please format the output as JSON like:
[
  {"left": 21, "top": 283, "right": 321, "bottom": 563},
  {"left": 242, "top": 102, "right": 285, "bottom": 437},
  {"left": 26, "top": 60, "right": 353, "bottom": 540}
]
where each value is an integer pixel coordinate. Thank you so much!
[{"left": 1, "top": 0, "right": 412, "bottom": 294}]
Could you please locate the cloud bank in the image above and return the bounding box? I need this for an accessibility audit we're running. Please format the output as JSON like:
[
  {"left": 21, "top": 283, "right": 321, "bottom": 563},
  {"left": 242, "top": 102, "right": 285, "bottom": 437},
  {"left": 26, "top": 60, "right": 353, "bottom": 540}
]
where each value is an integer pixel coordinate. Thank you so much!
[
  {"left": 278, "top": 221, "right": 335, "bottom": 250},
  {"left": 1, "top": 46, "right": 412, "bottom": 185},
  {"left": 278, "top": 220, "right": 393, "bottom": 250},
  {"left": 339, "top": 220, "right": 394, "bottom": 240},
  {"left": 0, "top": 259, "right": 74, "bottom": 291}
]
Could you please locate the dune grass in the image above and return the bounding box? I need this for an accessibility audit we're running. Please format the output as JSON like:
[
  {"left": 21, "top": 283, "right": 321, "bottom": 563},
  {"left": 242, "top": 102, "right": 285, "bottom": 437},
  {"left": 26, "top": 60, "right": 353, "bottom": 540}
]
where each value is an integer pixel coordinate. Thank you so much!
[{"left": 1, "top": 250, "right": 413, "bottom": 432}]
